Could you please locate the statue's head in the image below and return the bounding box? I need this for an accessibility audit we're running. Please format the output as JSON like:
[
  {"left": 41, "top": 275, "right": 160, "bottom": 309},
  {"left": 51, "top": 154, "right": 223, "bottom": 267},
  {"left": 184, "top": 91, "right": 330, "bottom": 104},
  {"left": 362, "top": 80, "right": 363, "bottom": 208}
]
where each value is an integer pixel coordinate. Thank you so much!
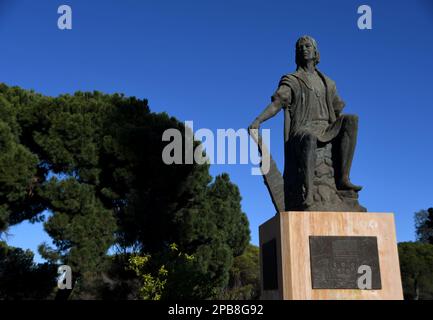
[{"left": 295, "top": 35, "right": 320, "bottom": 67}]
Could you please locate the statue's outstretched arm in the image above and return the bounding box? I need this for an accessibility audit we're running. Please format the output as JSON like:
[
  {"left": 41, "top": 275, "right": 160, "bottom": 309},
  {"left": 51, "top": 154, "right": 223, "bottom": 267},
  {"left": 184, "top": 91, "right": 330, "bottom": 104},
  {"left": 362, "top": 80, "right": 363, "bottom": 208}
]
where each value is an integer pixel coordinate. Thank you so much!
[
  {"left": 249, "top": 100, "right": 282, "bottom": 130},
  {"left": 249, "top": 84, "right": 292, "bottom": 130}
]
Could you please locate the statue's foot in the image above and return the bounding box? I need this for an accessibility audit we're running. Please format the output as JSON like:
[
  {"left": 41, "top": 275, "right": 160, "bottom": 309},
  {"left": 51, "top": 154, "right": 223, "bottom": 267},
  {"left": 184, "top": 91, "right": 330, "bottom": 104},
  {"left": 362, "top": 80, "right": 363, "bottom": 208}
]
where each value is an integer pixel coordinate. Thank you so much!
[{"left": 337, "top": 179, "right": 362, "bottom": 192}]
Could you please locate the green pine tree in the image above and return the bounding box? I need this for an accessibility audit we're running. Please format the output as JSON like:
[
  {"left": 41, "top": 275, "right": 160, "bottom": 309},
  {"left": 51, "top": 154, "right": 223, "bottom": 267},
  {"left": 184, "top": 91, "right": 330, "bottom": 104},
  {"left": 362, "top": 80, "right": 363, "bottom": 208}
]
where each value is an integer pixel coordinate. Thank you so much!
[{"left": 0, "top": 83, "right": 251, "bottom": 299}]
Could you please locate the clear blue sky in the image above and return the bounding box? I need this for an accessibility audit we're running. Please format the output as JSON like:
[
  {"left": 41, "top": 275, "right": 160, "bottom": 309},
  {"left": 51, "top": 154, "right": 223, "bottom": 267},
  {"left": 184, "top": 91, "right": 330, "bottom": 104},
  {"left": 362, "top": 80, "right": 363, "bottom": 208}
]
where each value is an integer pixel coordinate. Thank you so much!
[{"left": 1, "top": 0, "right": 432, "bottom": 262}]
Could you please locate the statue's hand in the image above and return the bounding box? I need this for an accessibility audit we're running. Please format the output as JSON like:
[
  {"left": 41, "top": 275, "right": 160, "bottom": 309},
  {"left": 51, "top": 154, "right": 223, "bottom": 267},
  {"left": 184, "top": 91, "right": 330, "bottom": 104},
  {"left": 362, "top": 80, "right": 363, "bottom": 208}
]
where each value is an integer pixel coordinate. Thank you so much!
[{"left": 248, "top": 119, "right": 261, "bottom": 131}]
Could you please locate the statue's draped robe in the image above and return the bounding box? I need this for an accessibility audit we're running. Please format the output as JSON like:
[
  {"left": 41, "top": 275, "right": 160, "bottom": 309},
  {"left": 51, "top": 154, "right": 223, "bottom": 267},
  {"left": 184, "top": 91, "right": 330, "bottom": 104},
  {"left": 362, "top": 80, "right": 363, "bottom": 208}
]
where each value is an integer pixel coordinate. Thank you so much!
[{"left": 271, "top": 69, "right": 346, "bottom": 207}]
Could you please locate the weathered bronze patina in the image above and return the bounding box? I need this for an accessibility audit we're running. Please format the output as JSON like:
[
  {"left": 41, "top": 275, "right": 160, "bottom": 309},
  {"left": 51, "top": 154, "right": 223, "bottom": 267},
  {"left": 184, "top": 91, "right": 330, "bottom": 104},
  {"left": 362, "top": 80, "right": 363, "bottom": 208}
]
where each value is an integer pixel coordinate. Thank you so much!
[{"left": 249, "top": 36, "right": 365, "bottom": 212}]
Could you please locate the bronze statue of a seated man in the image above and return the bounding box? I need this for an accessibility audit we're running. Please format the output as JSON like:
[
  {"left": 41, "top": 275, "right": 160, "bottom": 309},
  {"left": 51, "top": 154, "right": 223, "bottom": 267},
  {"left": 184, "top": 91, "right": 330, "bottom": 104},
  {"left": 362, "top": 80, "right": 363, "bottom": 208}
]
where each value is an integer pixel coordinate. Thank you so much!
[{"left": 250, "top": 35, "right": 363, "bottom": 211}]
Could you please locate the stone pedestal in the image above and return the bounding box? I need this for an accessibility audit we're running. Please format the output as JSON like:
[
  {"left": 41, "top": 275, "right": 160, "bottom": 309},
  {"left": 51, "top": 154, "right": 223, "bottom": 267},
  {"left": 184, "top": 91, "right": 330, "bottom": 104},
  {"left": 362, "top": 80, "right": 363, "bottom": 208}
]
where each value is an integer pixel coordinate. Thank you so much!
[{"left": 259, "top": 211, "right": 403, "bottom": 300}]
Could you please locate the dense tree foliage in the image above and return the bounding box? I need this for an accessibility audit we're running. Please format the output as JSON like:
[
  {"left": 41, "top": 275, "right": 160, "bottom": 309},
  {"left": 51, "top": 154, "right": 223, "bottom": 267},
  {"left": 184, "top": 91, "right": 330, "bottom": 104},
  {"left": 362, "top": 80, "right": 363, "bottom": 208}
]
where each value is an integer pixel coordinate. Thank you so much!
[
  {"left": 398, "top": 242, "right": 433, "bottom": 300},
  {"left": 415, "top": 208, "right": 433, "bottom": 244},
  {"left": 0, "top": 83, "right": 251, "bottom": 299},
  {"left": 219, "top": 244, "right": 260, "bottom": 300},
  {"left": 0, "top": 241, "right": 57, "bottom": 300},
  {"left": 398, "top": 207, "right": 433, "bottom": 300}
]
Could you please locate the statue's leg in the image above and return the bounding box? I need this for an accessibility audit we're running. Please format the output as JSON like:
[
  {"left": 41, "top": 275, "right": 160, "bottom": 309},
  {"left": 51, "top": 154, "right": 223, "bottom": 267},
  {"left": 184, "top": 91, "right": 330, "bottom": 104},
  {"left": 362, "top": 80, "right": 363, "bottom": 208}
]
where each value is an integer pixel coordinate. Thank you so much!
[
  {"left": 298, "top": 132, "right": 317, "bottom": 206},
  {"left": 336, "top": 114, "right": 362, "bottom": 191}
]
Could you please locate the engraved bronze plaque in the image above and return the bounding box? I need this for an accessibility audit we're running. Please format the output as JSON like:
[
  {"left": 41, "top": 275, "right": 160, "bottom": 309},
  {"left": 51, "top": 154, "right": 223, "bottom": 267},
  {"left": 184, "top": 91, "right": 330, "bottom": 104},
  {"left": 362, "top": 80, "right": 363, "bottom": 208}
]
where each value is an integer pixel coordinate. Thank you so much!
[
  {"left": 309, "top": 236, "right": 381, "bottom": 289},
  {"left": 262, "top": 238, "right": 278, "bottom": 290}
]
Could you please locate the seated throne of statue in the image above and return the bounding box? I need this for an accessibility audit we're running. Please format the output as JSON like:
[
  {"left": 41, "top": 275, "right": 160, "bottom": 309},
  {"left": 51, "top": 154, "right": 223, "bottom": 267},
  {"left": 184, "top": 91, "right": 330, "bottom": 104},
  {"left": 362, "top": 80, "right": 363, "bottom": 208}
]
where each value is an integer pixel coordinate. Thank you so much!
[{"left": 250, "top": 35, "right": 366, "bottom": 213}]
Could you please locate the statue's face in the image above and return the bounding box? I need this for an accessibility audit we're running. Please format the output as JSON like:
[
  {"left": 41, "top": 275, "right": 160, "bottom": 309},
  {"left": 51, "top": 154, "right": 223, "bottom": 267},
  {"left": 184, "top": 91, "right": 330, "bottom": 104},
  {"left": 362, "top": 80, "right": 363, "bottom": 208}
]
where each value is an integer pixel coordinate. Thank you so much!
[{"left": 297, "top": 39, "right": 315, "bottom": 63}]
